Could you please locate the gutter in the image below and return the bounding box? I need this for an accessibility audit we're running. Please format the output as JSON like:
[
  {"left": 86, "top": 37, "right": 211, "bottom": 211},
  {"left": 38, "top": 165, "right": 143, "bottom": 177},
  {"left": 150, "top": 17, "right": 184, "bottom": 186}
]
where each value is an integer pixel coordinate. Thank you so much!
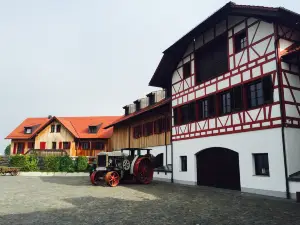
[{"left": 274, "top": 24, "right": 290, "bottom": 199}]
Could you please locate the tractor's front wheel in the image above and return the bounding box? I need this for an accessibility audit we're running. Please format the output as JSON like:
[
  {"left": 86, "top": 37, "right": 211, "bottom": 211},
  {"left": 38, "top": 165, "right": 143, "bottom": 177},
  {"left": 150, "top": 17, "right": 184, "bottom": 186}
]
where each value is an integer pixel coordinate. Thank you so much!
[{"left": 104, "top": 171, "right": 120, "bottom": 187}]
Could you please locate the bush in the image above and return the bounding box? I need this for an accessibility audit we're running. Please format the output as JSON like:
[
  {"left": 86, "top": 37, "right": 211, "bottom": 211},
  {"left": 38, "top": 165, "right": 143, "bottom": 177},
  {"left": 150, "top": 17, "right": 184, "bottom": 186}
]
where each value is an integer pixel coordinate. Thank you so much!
[
  {"left": 9, "top": 155, "right": 39, "bottom": 171},
  {"left": 23, "top": 155, "right": 39, "bottom": 171},
  {"left": 10, "top": 155, "right": 26, "bottom": 169},
  {"left": 44, "top": 156, "right": 60, "bottom": 172},
  {"left": 76, "top": 156, "right": 88, "bottom": 171},
  {"left": 60, "top": 155, "right": 75, "bottom": 172}
]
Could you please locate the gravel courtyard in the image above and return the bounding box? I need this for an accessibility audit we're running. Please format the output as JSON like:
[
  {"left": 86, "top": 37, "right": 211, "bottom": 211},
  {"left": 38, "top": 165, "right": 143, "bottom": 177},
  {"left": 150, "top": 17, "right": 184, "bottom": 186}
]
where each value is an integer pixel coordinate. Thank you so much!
[{"left": 0, "top": 176, "right": 300, "bottom": 225}]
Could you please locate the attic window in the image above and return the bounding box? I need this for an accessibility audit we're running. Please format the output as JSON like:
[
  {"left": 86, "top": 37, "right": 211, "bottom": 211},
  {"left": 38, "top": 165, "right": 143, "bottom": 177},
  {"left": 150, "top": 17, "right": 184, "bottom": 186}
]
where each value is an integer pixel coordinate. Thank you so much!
[
  {"left": 183, "top": 61, "right": 191, "bottom": 79},
  {"left": 24, "top": 127, "right": 32, "bottom": 134},
  {"left": 134, "top": 100, "right": 141, "bottom": 111},
  {"left": 89, "top": 126, "right": 97, "bottom": 133},
  {"left": 234, "top": 30, "right": 247, "bottom": 53},
  {"left": 124, "top": 106, "right": 129, "bottom": 116},
  {"left": 148, "top": 93, "right": 155, "bottom": 106}
]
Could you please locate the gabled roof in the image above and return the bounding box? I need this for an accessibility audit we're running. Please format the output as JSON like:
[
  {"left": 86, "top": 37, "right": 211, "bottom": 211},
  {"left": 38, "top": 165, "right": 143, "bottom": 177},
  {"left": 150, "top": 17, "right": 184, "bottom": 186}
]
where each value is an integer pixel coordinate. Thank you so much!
[
  {"left": 5, "top": 118, "right": 50, "bottom": 140},
  {"left": 5, "top": 116, "right": 121, "bottom": 140},
  {"left": 149, "top": 1, "right": 300, "bottom": 88},
  {"left": 104, "top": 98, "right": 171, "bottom": 129}
]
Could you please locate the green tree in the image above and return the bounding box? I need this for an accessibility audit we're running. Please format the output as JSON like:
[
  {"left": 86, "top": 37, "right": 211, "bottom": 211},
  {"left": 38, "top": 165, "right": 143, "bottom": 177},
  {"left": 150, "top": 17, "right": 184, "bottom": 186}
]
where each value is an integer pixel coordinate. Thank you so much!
[{"left": 4, "top": 144, "right": 11, "bottom": 156}]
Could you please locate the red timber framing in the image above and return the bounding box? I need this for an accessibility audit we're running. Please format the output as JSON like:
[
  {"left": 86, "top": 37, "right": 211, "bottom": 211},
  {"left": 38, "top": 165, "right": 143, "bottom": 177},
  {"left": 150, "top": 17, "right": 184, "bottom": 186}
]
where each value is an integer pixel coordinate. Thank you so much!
[
  {"left": 171, "top": 16, "right": 285, "bottom": 141},
  {"left": 277, "top": 24, "right": 300, "bottom": 128}
]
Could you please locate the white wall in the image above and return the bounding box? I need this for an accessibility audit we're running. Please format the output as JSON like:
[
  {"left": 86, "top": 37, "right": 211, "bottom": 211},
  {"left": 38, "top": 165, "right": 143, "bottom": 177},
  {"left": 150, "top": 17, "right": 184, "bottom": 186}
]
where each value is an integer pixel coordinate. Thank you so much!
[
  {"left": 289, "top": 181, "right": 300, "bottom": 200},
  {"left": 172, "top": 128, "right": 287, "bottom": 194},
  {"left": 153, "top": 171, "right": 172, "bottom": 182},
  {"left": 284, "top": 128, "right": 300, "bottom": 176}
]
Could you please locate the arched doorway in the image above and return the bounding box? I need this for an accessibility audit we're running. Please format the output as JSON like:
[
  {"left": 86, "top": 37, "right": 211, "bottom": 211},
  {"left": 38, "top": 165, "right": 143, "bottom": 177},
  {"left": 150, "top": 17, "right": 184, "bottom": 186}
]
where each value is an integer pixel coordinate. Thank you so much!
[{"left": 196, "top": 147, "right": 241, "bottom": 190}]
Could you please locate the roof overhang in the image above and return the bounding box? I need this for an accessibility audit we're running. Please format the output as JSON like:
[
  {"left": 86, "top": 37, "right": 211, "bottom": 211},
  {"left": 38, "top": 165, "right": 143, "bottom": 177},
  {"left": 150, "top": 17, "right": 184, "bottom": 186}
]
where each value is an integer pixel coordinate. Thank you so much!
[
  {"left": 148, "top": 2, "right": 300, "bottom": 88},
  {"left": 104, "top": 98, "right": 171, "bottom": 129}
]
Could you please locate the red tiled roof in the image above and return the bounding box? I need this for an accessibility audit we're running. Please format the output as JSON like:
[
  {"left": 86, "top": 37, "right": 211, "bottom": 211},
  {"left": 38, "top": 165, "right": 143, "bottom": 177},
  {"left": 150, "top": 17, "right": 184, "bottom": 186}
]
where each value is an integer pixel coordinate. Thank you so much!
[
  {"left": 5, "top": 116, "right": 121, "bottom": 140},
  {"left": 104, "top": 98, "right": 171, "bottom": 129},
  {"left": 5, "top": 118, "right": 50, "bottom": 140}
]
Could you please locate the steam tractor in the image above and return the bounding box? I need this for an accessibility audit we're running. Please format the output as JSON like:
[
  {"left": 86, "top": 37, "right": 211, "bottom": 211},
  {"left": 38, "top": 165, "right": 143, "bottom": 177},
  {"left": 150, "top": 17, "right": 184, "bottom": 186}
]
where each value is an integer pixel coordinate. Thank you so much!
[{"left": 90, "top": 148, "right": 154, "bottom": 187}]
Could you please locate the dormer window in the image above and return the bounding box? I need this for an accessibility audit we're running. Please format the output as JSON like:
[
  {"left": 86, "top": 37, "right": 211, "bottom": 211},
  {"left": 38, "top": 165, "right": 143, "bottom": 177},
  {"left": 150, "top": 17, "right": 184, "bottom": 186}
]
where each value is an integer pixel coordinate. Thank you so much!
[
  {"left": 147, "top": 93, "right": 155, "bottom": 106},
  {"left": 134, "top": 100, "right": 141, "bottom": 112},
  {"left": 89, "top": 126, "right": 97, "bottom": 133},
  {"left": 123, "top": 106, "right": 129, "bottom": 116},
  {"left": 24, "top": 127, "right": 32, "bottom": 134}
]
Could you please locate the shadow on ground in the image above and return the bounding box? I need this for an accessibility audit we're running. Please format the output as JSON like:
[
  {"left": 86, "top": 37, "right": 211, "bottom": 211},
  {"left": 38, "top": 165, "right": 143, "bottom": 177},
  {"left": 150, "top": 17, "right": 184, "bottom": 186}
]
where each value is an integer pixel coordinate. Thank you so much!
[{"left": 2, "top": 177, "right": 300, "bottom": 225}]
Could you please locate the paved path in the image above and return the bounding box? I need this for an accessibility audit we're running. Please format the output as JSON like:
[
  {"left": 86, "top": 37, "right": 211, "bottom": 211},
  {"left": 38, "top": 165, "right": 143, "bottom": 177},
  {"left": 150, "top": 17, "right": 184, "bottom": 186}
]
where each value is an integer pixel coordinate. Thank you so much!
[{"left": 0, "top": 176, "right": 300, "bottom": 225}]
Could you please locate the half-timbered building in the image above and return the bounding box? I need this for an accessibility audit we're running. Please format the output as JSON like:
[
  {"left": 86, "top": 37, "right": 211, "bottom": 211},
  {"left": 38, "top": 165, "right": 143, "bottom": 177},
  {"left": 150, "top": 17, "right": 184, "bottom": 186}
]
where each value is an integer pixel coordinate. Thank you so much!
[
  {"left": 104, "top": 90, "right": 172, "bottom": 182},
  {"left": 149, "top": 2, "right": 300, "bottom": 199}
]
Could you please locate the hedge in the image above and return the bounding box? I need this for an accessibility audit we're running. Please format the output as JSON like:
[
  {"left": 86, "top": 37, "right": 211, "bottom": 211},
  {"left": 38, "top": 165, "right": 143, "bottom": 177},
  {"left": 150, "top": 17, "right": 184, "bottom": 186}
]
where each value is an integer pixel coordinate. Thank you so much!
[{"left": 9, "top": 155, "right": 89, "bottom": 172}]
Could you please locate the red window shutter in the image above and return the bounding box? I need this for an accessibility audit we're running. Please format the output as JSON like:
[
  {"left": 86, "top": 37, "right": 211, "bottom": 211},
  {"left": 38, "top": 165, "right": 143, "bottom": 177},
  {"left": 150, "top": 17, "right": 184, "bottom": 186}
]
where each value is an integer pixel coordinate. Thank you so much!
[
  {"left": 59, "top": 142, "right": 62, "bottom": 149},
  {"left": 40, "top": 142, "right": 46, "bottom": 150},
  {"left": 13, "top": 143, "right": 17, "bottom": 154},
  {"left": 22, "top": 143, "right": 25, "bottom": 154}
]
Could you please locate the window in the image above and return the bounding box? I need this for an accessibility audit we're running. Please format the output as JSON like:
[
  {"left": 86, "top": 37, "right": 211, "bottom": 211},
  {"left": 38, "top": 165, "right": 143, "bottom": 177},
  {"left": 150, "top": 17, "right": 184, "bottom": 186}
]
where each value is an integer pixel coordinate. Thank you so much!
[
  {"left": 253, "top": 153, "right": 270, "bottom": 176},
  {"left": 134, "top": 100, "right": 141, "bottom": 111},
  {"left": 143, "top": 122, "right": 153, "bottom": 136},
  {"left": 89, "top": 126, "right": 97, "bottom": 133},
  {"left": 183, "top": 61, "right": 191, "bottom": 79},
  {"left": 148, "top": 93, "right": 155, "bottom": 106},
  {"left": 51, "top": 125, "right": 55, "bottom": 133},
  {"left": 28, "top": 142, "right": 34, "bottom": 149},
  {"left": 231, "top": 86, "right": 243, "bottom": 111},
  {"left": 52, "top": 142, "right": 57, "bottom": 150},
  {"left": 180, "top": 102, "right": 196, "bottom": 124},
  {"left": 95, "top": 142, "right": 104, "bottom": 150},
  {"left": 56, "top": 125, "right": 61, "bottom": 133},
  {"left": 24, "top": 127, "right": 32, "bottom": 134},
  {"left": 124, "top": 106, "right": 129, "bottom": 116},
  {"left": 133, "top": 125, "right": 142, "bottom": 139},
  {"left": 63, "top": 142, "right": 71, "bottom": 150},
  {"left": 154, "top": 117, "right": 170, "bottom": 134},
  {"left": 220, "top": 91, "right": 232, "bottom": 115},
  {"left": 197, "top": 95, "right": 215, "bottom": 120},
  {"left": 234, "top": 30, "right": 247, "bottom": 53},
  {"left": 17, "top": 143, "right": 24, "bottom": 154},
  {"left": 173, "top": 108, "right": 179, "bottom": 126},
  {"left": 81, "top": 142, "right": 89, "bottom": 150},
  {"left": 246, "top": 75, "right": 273, "bottom": 109},
  {"left": 195, "top": 34, "right": 228, "bottom": 83},
  {"left": 180, "top": 156, "right": 187, "bottom": 172}
]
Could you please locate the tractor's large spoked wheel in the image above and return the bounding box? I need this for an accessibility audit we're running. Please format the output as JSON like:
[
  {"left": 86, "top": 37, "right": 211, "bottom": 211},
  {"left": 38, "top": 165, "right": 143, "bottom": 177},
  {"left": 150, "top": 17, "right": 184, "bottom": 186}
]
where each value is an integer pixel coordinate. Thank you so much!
[
  {"left": 90, "top": 171, "right": 102, "bottom": 185},
  {"left": 135, "top": 158, "right": 154, "bottom": 184},
  {"left": 104, "top": 171, "right": 120, "bottom": 187}
]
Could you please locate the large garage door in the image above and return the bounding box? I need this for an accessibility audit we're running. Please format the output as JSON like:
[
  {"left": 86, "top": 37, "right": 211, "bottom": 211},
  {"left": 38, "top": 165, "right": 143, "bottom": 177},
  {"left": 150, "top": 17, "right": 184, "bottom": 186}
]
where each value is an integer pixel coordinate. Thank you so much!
[{"left": 196, "top": 147, "right": 241, "bottom": 190}]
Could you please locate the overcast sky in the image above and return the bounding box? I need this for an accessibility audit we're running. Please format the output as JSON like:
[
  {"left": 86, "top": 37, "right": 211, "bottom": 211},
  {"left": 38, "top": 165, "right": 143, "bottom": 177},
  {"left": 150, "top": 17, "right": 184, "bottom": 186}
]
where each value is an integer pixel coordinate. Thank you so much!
[{"left": 0, "top": 0, "right": 299, "bottom": 154}]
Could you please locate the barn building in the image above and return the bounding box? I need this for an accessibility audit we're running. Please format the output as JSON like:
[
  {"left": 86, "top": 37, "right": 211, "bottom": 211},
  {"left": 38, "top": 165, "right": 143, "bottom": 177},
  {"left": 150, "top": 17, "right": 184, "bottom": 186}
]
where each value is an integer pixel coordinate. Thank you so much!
[
  {"left": 104, "top": 90, "right": 172, "bottom": 181},
  {"left": 148, "top": 2, "right": 300, "bottom": 199}
]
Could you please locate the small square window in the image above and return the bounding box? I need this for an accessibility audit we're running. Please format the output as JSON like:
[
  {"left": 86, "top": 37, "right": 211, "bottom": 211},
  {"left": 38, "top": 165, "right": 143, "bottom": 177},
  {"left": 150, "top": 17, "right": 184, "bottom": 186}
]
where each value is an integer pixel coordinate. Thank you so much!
[
  {"left": 63, "top": 142, "right": 70, "bottom": 150},
  {"left": 89, "top": 126, "right": 97, "bottom": 133},
  {"left": 183, "top": 62, "right": 191, "bottom": 79},
  {"left": 24, "top": 127, "right": 32, "bottom": 134},
  {"left": 234, "top": 30, "right": 247, "bottom": 53},
  {"left": 81, "top": 142, "right": 89, "bottom": 150},
  {"left": 56, "top": 125, "right": 61, "bottom": 133},
  {"left": 180, "top": 156, "right": 187, "bottom": 172},
  {"left": 253, "top": 153, "right": 270, "bottom": 176}
]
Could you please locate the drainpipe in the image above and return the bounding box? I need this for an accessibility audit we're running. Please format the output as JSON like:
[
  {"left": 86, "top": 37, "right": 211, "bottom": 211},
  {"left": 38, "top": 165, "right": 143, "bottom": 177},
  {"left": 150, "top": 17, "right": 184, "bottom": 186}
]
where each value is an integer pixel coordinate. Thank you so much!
[
  {"left": 165, "top": 114, "right": 168, "bottom": 167},
  {"left": 274, "top": 24, "right": 290, "bottom": 199}
]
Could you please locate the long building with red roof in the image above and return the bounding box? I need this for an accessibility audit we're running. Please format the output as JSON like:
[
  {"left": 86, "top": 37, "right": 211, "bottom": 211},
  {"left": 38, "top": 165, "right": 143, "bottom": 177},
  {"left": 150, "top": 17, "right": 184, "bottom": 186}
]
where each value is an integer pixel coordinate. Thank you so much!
[{"left": 5, "top": 115, "right": 121, "bottom": 157}]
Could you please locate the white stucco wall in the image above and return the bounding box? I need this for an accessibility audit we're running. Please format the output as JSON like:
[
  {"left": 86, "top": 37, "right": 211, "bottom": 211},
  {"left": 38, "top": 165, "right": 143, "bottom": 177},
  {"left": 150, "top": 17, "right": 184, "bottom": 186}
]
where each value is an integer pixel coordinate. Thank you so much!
[
  {"left": 284, "top": 128, "right": 300, "bottom": 176},
  {"left": 289, "top": 181, "right": 300, "bottom": 200},
  {"left": 172, "top": 128, "right": 287, "bottom": 196}
]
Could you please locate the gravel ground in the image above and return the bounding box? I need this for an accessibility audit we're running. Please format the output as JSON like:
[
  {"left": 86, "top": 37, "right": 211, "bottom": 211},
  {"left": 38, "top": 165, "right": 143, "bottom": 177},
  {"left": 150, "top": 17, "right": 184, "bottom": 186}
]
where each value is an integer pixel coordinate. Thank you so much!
[{"left": 0, "top": 176, "right": 300, "bottom": 225}]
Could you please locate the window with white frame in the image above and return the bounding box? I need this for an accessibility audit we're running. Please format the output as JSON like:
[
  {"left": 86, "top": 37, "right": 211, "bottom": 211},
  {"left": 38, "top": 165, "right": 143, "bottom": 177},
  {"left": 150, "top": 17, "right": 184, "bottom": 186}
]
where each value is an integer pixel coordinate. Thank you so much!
[
  {"left": 253, "top": 153, "right": 270, "bottom": 176},
  {"left": 180, "top": 156, "right": 187, "bottom": 172}
]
